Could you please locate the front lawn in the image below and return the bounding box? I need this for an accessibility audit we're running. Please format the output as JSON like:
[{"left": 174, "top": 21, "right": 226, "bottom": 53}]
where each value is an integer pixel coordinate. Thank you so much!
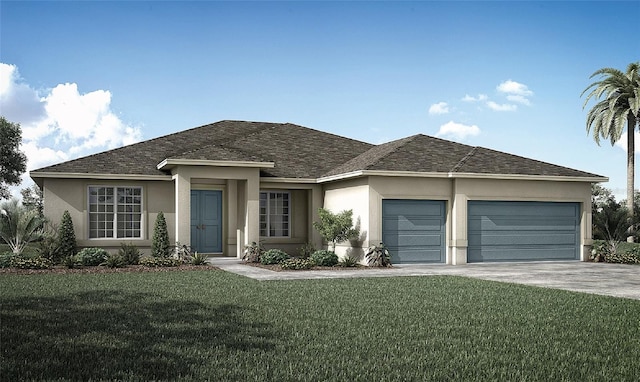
[{"left": 1, "top": 271, "right": 639, "bottom": 381}]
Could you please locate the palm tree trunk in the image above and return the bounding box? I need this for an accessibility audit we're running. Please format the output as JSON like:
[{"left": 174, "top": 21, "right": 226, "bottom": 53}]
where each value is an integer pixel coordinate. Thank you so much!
[{"left": 627, "top": 114, "right": 636, "bottom": 242}]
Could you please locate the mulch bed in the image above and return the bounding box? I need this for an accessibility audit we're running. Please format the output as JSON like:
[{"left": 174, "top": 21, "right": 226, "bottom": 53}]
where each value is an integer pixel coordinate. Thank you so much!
[
  {"left": 0, "top": 264, "right": 218, "bottom": 276},
  {"left": 245, "top": 262, "right": 388, "bottom": 272}
]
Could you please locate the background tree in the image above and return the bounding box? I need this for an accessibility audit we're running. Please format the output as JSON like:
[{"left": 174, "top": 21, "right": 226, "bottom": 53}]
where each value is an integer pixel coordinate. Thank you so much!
[
  {"left": 0, "top": 198, "right": 46, "bottom": 255},
  {"left": 58, "top": 210, "right": 77, "bottom": 258},
  {"left": 312, "top": 208, "right": 359, "bottom": 252},
  {"left": 21, "top": 184, "right": 43, "bottom": 217},
  {"left": 582, "top": 62, "right": 640, "bottom": 241},
  {"left": 0, "top": 117, "right": 28, "bottom": 200},
  {"left": 152, "top": 211, "right": 170, "bottom": 257}
]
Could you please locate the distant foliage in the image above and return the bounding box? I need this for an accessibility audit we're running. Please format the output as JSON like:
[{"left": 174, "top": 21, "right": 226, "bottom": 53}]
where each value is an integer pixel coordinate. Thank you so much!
[
  {"left": 58, "top": 211, "right": 77, "bottom": 258},
  {"left": 152, "top": 212, "right": 171, "bottom": 258},
  {"left": 0, "top": 117, "right": 27, "bottom": 199}
]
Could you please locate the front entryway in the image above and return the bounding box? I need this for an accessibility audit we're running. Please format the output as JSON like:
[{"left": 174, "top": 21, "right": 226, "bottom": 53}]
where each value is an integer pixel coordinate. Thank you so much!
[{"left": 190, "top": 190, "right": 222, "bottom": 253}]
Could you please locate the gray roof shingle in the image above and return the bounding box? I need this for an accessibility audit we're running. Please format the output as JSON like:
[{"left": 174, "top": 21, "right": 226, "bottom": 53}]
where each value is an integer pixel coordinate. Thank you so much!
[{"left": 31, "top": 121, "right": 603, "bottom": 180}]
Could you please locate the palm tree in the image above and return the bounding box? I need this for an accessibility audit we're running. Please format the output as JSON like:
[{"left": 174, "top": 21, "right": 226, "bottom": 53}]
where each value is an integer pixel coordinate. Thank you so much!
[
  {"left": 0, "top": 198, "right": 47, "bottom": 255},
  {"left": 582, "top": 62, "right": 640, "bottom": 241}
]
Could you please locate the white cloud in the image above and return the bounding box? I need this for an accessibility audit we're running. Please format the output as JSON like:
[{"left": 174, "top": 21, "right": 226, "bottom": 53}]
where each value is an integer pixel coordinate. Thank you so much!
[
  {"left": 497, "top": 80, "right": 533, "bottom": 96},
  {"left": 428, "top": 101, "right": 449, "bottom": 115},
  {"left": 614, "top": 131, "right": 640, "bottom": 153},
  {"left": 436, "top": 121, "right": 480, "bottom": 140},
  {"left": 1, "top": 62, "right": 143, "bottom": 198},
  {"left": 486, "top": 101, "right": 517, "bottom": 112},
  {"left": 461, "top": 94, "right": 488, "bottom": 102},
  {"left": 506, "top": 94, "right": 531, "bottom": 106}
]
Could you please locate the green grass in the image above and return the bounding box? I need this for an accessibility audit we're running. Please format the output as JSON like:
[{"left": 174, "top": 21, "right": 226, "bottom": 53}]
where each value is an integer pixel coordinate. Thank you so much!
[{"left": 1, "top": 271, "right": 639, "bottom": 381}]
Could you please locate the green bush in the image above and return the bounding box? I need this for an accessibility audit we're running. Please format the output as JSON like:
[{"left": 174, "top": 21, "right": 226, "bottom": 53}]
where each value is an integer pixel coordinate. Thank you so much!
[
  {"left": 10, "top": 256, "right": 52, "bottom": 269},
  {"left": 260, "top": 249, "right": 290, "bottom": 265},
  {"left": 242, "top": 242, "right": 263, "bottom": 263},
  {"left": 310, "top": 250, "right": 338, "bottom": 267},
  {"left": 338, "top": 254, "right": 359, "bottom": 267},
  {"left": 118, "top": 242, "right": 141, "bottom": 265},
  {"left": 605, "top": 251, "right": 640, "bottom": 264},
  {"left": 298, "top": 242, "right": 316, "bottom": 259},
  {"left": 139, "top": 256, "right": 182, "bottom": 267},
  {"left": 151, "top": 211, "right": 171, "bottom": 257},
  {"left": 365, "top": 243, "right": 392, "bottom": 267},
  {"left": 62, "top": 255, "right": 79, "bottom": 269},
  {"left": 77, "top": 247, "right": 109, "bottom": 266},
  {"left": 58, "top": 210, "right": 77, "bottom": 258},
  {"left": 281, "top": 258, "right": 315, "bottom": 270},
  {"left": 104, "top": 253, "right": 126, "bottom": 268},
  {"left": 37, "top": 227, "right": 63, "bottom": 264}
]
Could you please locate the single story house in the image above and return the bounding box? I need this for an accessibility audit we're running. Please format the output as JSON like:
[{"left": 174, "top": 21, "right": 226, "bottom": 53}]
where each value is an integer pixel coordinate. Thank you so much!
[{"left": 30, "top": 120, "right": 607, "bottom": 264}]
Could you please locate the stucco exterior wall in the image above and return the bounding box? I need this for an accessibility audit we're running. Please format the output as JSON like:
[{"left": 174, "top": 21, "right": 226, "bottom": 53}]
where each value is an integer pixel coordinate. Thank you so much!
[
  {"left": 41, "top": 178, "right": 175, "bottom": 254},
  {"left": 322, "top": 177, "right": 370, "bottom": 259}
]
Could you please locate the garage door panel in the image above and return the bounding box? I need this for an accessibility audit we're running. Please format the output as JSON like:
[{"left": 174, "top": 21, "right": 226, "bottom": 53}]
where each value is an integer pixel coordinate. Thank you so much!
[
  {"left": 383, "top": 233, "right": 443, "bottom": 247},
  {"left": 469, "top": 217, "right": 578, "bottom": 231},
  {"left": 468, "top": 201, "right": 580, "bottom": 263},
  {"left": 469, "top": 232, "right": 578, "bottom": 246},
  {"left": 471, "top": 247, "right": 579, "bottom": 262},
  {"left": 383, "top": 217, "right": 444, "bottom": 231},
  {"left": 382, "top": 200, "right": 445, "bottom": 264}
]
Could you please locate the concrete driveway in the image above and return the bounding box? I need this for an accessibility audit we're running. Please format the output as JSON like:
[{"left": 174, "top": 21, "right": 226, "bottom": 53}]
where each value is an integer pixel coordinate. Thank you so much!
[{"left": 209, "top": 258, "right": 640, "bottom": 301}]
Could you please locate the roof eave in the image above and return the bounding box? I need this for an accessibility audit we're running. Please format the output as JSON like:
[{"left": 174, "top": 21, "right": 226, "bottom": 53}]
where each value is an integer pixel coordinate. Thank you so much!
[
  {"left": 29, "top": 171, "right": 172, "bottom": 181},
  {"left": 317, "top": 170, "right": 608, "bottom": 183},
  {"left": 157, "top": 158, "right": 275, "bottom": 171}
]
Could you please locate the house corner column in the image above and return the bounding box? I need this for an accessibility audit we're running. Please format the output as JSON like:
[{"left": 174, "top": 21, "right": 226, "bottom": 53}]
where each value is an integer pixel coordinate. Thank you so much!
[
  {"left": 244, "top": 173, "right": 260, "bottom": 248},
  {"left": 309, "top": 185, "right": 324, "bottom": 250},
  {"left": 581, "top": 199, "right": 593, "bottom": 262},
  {"left": 450, "top": 180, "right": 468, "bottom": 265},
  {"left": 173, "top": 169, "right": 191, "bottom": 248}
]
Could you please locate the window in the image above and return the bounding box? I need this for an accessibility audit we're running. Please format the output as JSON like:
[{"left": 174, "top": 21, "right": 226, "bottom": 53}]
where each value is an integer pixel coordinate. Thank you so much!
[
  {"left": 89, "top": 186, "right": 142, "bottom": 239},
  {"left": 259, "top": 191, "right": 290, "bottom": 237}
]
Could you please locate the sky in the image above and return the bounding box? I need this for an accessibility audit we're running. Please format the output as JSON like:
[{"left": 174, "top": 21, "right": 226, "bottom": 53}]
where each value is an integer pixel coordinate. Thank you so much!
[{"left": 1, "top": 1, "right": 639, "bottom": 200}]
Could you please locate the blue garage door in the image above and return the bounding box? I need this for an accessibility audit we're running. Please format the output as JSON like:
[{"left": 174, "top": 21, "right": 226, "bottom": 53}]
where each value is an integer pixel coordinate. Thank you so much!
[
  {"left": 468, "top": 201, "right": 580, "bottom": 263},
  {"left": 382, "top": 200, "right": 446, "bottom": 264}
]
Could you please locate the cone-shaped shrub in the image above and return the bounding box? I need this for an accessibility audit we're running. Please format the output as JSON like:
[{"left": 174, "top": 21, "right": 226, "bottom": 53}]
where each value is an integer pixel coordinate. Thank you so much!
[
  {"left": 152, "top": 211, "right": 170, "bottom": 257},
  {"left": 58, "top": 210, "right": 77, "bottom": 258}
]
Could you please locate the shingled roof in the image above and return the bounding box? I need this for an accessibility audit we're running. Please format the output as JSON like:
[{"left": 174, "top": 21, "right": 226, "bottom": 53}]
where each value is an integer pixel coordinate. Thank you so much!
[{"left": 31, "top": 120, "right": 603, "bottom": 180}]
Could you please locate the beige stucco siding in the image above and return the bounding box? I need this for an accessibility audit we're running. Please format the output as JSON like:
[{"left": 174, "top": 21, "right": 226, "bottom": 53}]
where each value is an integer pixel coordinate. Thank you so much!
[{"left": 41, "top": 178, "right": 175, "bottom": 254}]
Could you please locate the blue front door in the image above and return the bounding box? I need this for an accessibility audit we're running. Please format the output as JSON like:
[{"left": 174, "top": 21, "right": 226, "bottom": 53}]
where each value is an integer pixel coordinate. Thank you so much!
[{"left": 190, "top": 190, "right": 222, "bottom": 253}]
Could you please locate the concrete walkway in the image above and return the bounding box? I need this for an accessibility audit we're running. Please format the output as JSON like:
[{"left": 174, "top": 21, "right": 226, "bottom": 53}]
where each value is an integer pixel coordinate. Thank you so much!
[{"left": 209, "top": 257, "right": 640, "bottom": 300}]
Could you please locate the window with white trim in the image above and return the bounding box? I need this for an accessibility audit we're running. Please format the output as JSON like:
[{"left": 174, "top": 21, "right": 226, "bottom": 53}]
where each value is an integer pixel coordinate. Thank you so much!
[
  {"left": 259, "top": 191, "right": 290, "bottom": 237},
  {"left": 89, "top": 186, "right": 142, "bottom": 239}
]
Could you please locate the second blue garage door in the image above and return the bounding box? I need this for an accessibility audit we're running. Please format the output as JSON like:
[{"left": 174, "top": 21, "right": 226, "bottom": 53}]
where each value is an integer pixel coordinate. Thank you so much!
[
  {"left": 382, "top": 199, "right": 446, "bottom": 264},
  {"left": 467, "top": 201, "right": 580, "bottom": 262}
]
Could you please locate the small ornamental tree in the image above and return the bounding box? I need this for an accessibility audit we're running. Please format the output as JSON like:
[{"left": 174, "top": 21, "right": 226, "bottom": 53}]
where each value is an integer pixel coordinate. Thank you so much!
[
  {"left": 152, "top": 211, "right": 170, "bottom": 257},
  {"left": 312, "top": 208, "right": 359, "bottom": 252},
  {"left": 58, "top": 210, "right": 77, "bottom": 258}
]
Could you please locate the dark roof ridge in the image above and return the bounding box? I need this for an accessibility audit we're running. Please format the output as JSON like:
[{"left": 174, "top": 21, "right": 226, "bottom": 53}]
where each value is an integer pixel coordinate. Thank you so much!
[
  {"left": 368, "top": 134, "right": 422, "bottom": 167},
  {"left": 451, "top": 146, "right": 479, "bottom": 172}
]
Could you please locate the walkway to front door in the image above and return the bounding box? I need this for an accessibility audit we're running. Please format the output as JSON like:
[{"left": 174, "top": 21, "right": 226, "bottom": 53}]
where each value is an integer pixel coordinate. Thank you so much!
[{"left": 190, "top": 190, "right": 222, "bottom": 253}]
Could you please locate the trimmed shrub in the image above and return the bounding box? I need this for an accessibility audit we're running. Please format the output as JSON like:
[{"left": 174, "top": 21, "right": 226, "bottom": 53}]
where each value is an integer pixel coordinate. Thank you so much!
[
  {"left": 118, "top": 242, "right": 141, "bottom": 265},
  {"left": 260, "top": 249, "right": 290, "bottom": 265},
  {"left": 58, "top": 210, "right": 77, "bottom": 258},
  {"left": 139, "top": 256, "right": 182, "bottom": 267},
  {"left": 151, "top": 211, "right": 171, "bottom": 258},
  {"left": 605, "top": 251, "right": 640, "bottom": 264},
  {"left": 310, "top": 250, "right": 338, "bottom": 267},
  {"left": 77, "top": 247, "right": 109, "bottom": 266},
  {"left": 281, "top": 258, "right": 315, "bottom": 270}
]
